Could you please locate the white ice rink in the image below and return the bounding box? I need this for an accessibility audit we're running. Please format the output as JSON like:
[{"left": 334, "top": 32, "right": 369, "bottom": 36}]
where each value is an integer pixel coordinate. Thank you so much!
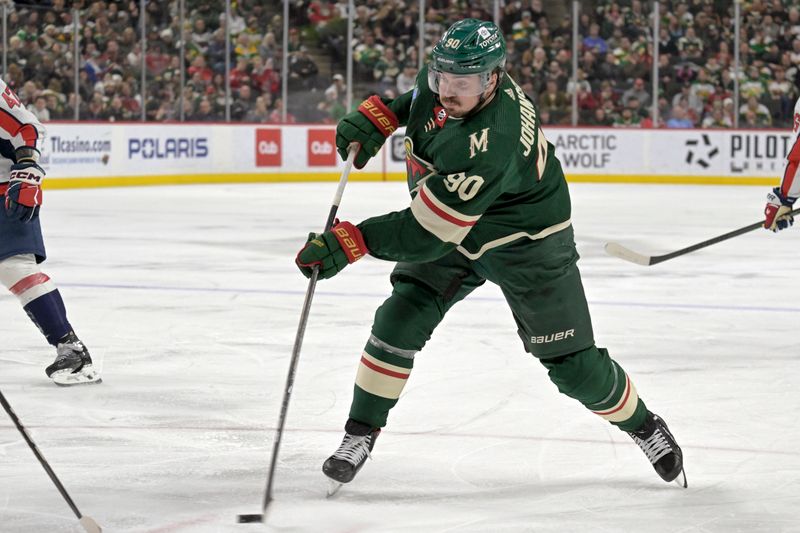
[{"left": 1, "top": 181, "right": 799, "bottom": 533}]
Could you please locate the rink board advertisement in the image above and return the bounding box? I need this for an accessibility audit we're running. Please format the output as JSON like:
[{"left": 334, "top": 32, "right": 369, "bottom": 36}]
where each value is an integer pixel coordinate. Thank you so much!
[{"left": 39, "top": 123, "right": 787, "bottom": 188}]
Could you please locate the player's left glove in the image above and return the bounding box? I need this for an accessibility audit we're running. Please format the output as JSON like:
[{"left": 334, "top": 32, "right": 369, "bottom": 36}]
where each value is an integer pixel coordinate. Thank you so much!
[
  {"left": 295, "top": 221, "right": 369, "bottom": 280},
  {"left": 764, "top": 187, "right": 797, "bottom": 232},
  {"left": 5, "top": 147, "right": 44, "bottom": 223}
]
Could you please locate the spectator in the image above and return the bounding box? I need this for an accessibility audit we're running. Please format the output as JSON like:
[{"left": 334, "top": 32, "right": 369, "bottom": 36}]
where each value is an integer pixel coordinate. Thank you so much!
[
  {"left": 511, "top": 11, "right": 537, "bottom": 50},
  {"left": 613, "top": 107, "right": 641, "bottom": 128},
  {"left": 80, "top": 94, "right": 107, "bottom": 121},
  {"left": 244, "top": 96, "right": 271, "bottom": 123},
  {"left": 106, "top": 95, "right": 128, "bottom": 122},
  {"left": 666, "top": 105, "right": 694, "bottom": 128},
  {"left": 622, "top": 77, "right": 650, "bottom": 108},
  {"left": 288, "top": 46, "right": 319, "bottom": 90},
  {"left": 739, "top": 95, "right": 772, "bottom": 126},
  {"left": 190, "top": 97, "right": 220, "bottom": 122},
  {"left": 231, "top": 84, "right": 255, "bottom": 121},
  {"left": 583, "top": 23, "right": 608, "bottom": 55},
  {"left": 28, "top": 95, "right": 50, "bottom": 123},
  {"left": 316, "top": 86, "right": 346, "bottom": 123},
  {"left": 230, "top": 57, "right": 251, "bottom": 90},
  {"left": 354, "top": 32, "right": 384, "bottom": 81},
  {"left": 326, "top": 73, "right": 346, "bottom": 101},
  {"left": 191, "top": 18, "right": 212, "bottom": 55},
  {"left": 588, "top": 106, "right": 614, "bottom": 126},
  {"left": 689, "top": 68, "right": 715, "bottom": 111},
  {"left": 396, "top": 63, "right": 416, "bottom": 95},
  {"left": 374, "top": 47, "right": 401, "bottom": 87},
  {"left": 677, "top": 26, "right": 703, "bottom": 61},
  {"left": 538, "top": 79, "right": 569, "bottom": 124},
  {"left": 701, "top": 103, "right": 733, "bottom": 128}
]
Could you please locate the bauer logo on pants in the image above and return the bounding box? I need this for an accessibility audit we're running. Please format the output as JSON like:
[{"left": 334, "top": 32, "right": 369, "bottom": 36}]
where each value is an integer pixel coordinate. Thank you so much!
[
  {"left": 531, "top": 329, "right": 574, "bottom": 344},
  {"left": 256, "top": 129, "right": 281, "bottom": 167},
  {"left": 307, "top": 129, "right": 336, "bottom": 166}
]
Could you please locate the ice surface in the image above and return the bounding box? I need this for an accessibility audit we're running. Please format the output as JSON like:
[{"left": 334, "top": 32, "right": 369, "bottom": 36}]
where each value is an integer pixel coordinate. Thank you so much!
[{"left": 1, "top": 182, "right": 799, "bottom": 532}]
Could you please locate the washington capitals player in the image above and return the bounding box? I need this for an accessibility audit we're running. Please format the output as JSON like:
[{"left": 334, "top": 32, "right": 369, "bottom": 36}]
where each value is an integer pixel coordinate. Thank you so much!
[
  {"left": 763, "top": 98, "right": 800, "bottom": 231},
  {"left": 296, "top": 20, "right": 684, "bottom": 491},
  {"left": 0, "top": 78, "right": 99, "bottom": 385}
]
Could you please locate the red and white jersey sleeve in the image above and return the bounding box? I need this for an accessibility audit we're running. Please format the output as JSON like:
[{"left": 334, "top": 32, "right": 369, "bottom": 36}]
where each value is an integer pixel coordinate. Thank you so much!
[
  {"left": 779, "top": 96, "right": 800, "bottom": 199},
  {"left": 0, "top": 77, "right": 45, "bottom": 155}
]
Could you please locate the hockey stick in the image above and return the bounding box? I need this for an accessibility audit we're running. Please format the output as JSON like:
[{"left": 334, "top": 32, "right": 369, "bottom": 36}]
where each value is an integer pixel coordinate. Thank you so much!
[
  {"left": 605, "top": 207, "right": 800, "bottom": 266},
  {"left": 0, "top": 389, "right": 102, "bottom": 533},
  {"left": 237, "top": 144, "right": 359, "bottom": 524}
]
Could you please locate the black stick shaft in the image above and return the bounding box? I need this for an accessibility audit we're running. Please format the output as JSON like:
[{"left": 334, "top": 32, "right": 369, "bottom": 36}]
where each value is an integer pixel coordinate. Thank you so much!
[
  {"left": 261, "top": 145, "right": 358, "bottom": 513},
  {"left": 0, "top": 389, "right": 83, "bottom": 519},
  {"left": 650, "top": 206, "right": 800, "bottom": 265}
]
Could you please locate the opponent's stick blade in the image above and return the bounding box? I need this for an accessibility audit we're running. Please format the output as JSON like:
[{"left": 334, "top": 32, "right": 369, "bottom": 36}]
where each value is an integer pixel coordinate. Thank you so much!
[
  {"left": 79, "top": 516, "right": 102, "bottom": 533},
  {"left": 236, "top": 513, "right": 265, "bottom": 524},
  {"left": 604, "top": 242, "right": 653, "bottom": 266}
]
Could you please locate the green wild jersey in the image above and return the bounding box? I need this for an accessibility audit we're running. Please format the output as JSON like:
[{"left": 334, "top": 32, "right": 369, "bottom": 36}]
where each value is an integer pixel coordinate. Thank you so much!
[{"left": 357, "top": 66, "right": 572, "bottom": 262}]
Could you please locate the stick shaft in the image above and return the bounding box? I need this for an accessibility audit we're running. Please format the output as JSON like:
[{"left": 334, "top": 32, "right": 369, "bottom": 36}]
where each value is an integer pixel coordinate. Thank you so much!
[
  {"left": 261, "top": 145, "right": 358, "bottom": 512},
  {"left": 651, "top": 207, "right": 800, "bottom": 264},
  {"left": 0, "top": 389, "right": 83, "bottom": 518}
]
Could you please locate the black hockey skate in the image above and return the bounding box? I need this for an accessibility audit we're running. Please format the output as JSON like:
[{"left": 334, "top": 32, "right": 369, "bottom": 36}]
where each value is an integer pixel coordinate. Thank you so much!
[
  {"left": 628, "top": 411, "right": 687, "bottom": 488},
  {"left": 323, "top": 418, "right": 380, "bottom": 496},
  {"left": 45, "top": 331, "right": 101, "bottom": 386}
]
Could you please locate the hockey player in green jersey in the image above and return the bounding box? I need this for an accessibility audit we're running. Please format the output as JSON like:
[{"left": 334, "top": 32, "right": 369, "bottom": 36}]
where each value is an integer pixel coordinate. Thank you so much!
[{"left": 296, "top": 19, "right": 686, "bottom": 490}]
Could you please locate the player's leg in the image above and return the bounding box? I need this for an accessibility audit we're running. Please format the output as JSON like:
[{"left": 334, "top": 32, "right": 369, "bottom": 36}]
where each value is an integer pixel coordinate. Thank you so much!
[
  {"left": 483, "top": 227, "right": 684, "bottom": 485},
  {"left": 0, "top": 211, "right": 99, "bottom": 385},
  {"left": 324, "top": 254, "right": 485, "bottom": 484}
]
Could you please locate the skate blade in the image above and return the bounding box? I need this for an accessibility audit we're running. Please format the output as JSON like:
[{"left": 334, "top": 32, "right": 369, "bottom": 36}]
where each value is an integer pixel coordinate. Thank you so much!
[
  {"left": 673, "top": 468, "right": 688, "bottom": 489},
  {"left": 51, "top": 365, "right": 102, "bottom": 386},
  {"left": 326, "top": 478, "right": 343, "bottom": 498}
]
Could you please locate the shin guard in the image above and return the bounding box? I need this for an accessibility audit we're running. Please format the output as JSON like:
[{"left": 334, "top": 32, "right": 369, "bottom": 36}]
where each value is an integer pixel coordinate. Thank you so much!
[
  {"left": 0, "top": 254, "right": 72, "bottom": 345},
  {"left": 349, "top": 280, "right": 445, "bottom": 428}
]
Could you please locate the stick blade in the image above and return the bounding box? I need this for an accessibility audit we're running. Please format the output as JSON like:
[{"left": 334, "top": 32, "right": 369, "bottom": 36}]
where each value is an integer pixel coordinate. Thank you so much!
[
  {"left": 604, "top": 242, "right": 654, "bottom": 266},
  {"left": 236, "top": 513, "right": 265, "bottom": 524},
  {"left": 79, "top": 516, "right": 102, "bottom": 533}
]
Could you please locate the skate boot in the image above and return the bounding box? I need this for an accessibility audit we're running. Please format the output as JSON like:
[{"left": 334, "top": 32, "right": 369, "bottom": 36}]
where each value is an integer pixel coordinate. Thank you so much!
[
  {"left": 628, "top": 411, "right": 686, "bottom": 488},
  {"left": 323, "top": 418, "right": 380, "bottom": 495},
  {"left": 45, "top": 331, "right": 101, "bottom": 386}
]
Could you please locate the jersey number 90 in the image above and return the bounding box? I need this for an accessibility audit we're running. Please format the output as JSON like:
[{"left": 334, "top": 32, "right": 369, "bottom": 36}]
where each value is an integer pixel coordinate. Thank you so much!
[{"left": 444, "top": 172, "right": 484, "bottom": 201}]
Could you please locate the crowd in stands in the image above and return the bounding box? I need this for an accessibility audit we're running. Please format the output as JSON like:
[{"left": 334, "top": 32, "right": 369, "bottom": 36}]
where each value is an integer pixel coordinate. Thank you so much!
[{"left": 5, "top": 0, "right": 800, "bottom": 129}]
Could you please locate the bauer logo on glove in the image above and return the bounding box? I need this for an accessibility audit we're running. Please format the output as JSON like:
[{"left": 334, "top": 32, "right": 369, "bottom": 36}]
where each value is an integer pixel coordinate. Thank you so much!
[{"left": 295, "top": 221, "right": 369, "bottom": 279}]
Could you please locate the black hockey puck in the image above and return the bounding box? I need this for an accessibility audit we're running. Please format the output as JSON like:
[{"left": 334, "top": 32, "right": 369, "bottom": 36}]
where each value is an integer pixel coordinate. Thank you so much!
[{"left": 236, "top": 514, "right": 264, "bottom": 523}]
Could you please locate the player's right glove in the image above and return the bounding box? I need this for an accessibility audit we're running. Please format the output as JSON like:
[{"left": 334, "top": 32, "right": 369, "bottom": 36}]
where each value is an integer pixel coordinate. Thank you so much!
[
  {"left": 764, "top": 187, "right": 797, "bottom": 232},
  {"left": 5, "top": 148, "right": 44, "bottom": 223},
  {"left": 295, "top": 221, "right": 369, "bottom": 280},
  {"left": 336, "top": 95, "right": 399, "bottom": 169}
]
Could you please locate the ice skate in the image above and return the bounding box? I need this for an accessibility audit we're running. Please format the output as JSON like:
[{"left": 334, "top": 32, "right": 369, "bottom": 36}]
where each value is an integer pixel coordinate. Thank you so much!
[
  {"left": 322, "top": 418, "right": 380, "bottom": 494},
  {"left": 628, "top": 411, "right": 686, "bottom": 488},
  {"left": 45, "top": 332, "right": 101, "bottom": 386}
]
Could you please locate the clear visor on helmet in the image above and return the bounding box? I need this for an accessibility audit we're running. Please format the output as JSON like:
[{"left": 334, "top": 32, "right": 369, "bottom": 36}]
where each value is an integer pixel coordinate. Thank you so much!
[{"left": 427, "top": 68, "right": 492, "bottom": 97}]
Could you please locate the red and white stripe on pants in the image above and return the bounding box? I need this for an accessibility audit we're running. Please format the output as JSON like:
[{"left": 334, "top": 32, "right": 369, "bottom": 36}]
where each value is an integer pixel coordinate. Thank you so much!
[{"left": 0, "top": 254, "right": 56, "bottom": 305}]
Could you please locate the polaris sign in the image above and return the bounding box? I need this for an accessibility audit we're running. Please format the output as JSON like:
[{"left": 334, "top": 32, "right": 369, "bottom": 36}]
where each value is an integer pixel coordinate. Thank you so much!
[{"left": 128, "top": 137, "right": 209, "bottom": 159}]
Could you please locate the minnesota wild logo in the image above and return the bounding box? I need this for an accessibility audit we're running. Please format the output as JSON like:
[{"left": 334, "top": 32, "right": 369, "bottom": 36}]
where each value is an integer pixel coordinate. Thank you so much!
[{"left": 404, "top": 137, "right": 437, "bottom": 190}]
